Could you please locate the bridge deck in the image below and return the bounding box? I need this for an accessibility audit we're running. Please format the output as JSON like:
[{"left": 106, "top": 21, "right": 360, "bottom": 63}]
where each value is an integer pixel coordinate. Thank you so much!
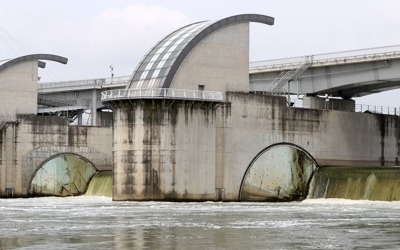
[
  {"left": 249, "top": 44, "right": 400, "bottom": 73},
  {"left": 39, "top": 44, "right": 400, "bottom": 115}
]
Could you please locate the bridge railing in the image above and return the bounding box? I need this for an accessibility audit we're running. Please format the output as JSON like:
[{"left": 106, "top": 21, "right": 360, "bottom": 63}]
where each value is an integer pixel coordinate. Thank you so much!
[
  {"left": 292, "top": 98, "right": 399, "bottom": 115},
  {"left": 355, "top": 104, "right": 400, "bottom": 116},
  {"left": 39, "top": 75, "right": 131, "bottom": 93},
  {"left": 103, "top": 75, "right": 131, "bottom": 85},
  {"left": 250, "top": 44, "right": 400, "bottom": 72},
  {"left": 38, "top": 96, "right": 90, "bottom": 108},
  {"left": 39, "top": 78, "right": 105, "bottom": 92},
  {"left": 101, "top": 88, "right": 223, "bottom": 102}
]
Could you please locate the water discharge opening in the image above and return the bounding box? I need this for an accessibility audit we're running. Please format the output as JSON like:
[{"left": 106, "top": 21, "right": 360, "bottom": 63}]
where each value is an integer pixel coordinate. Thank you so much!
[
  {"left": 239, "top": 144, "right": 318, "bottom": 202},
  {"left": 29, "top": 153, "right": 97, "bottom": 197}
]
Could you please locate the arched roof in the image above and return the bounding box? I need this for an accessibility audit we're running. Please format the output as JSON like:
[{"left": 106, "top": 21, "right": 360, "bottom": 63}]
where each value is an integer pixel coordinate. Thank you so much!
[
  {"left": 0, "top": 54, "right": 68, "bottom": 74},
  {"left": 126, "top": 14, "right": 274, "bottom": 90}
]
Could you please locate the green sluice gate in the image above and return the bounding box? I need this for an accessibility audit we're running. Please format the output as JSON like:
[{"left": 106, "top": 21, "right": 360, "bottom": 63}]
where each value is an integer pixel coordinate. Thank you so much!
[
  {"left": 308, "top": 166, "right": 400, "bottom": 201},
  {"left": 85, "top": 171, "right": 113, "bottom": 197}
]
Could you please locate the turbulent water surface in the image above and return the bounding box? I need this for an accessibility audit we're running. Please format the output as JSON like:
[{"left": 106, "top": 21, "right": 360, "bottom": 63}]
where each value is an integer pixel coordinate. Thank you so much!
[{"left": 1, "top": 197, "right": 400, "bottom": 249}]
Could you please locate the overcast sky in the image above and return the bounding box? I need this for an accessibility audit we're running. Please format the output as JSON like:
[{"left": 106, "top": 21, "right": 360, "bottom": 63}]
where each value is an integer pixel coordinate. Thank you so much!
[{"left": 1, "top": 0, "right": 399, "bottom": 107}]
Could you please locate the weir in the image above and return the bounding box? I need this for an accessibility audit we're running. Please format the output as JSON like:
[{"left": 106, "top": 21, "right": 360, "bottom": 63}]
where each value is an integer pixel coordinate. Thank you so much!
[
  {"left": 85, "top": 171, "right": 113, "bottom": 197},
  {"left": 308, "top": 166, "right": 400, "bottom": 201},
  {"left": 2, "top": 14, "right": 400, "bottom": 202}
]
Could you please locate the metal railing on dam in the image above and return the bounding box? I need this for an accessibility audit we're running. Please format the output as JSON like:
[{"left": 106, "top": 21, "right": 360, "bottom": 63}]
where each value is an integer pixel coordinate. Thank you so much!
[
  {"left": 290, "top": 98, "right": 400, "bottom": 116},
  {"left": 249, "top": 44, "right": 400, "bottom": 73},
  {"left": 101, "top": 88, "right": 223, "bottom": 102},
  {"left": 355, "top": 104, "right": 400, "bottom": 116}
]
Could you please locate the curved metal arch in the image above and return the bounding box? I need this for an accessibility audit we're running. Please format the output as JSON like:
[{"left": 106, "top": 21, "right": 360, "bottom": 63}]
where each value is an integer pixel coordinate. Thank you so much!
[
  {"left": 0, "top": 54, "right": 68, "bottom": 74},
  {"left": 125, "top": 21, "right": 206, "bottom": 90},
  {"left": 126, "top": 14, "right": 274, "bottom": 90},
  {"left": 162, "top": 14, "right": 274, "bottom": 89}
]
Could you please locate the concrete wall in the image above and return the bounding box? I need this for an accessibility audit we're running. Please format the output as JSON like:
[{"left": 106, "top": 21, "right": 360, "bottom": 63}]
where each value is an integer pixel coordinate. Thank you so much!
[
  {"left": 0, "top": 61, "right": 38, "bottom": 118},
  {"left": 111, "top": 93, "right": 399, "bottom": 201},
  {"left": 0, "top": 115, "right": 113, "bottom": 197},
  {"left": 172, "top": 23, "right": 250, "bottom": 93}
]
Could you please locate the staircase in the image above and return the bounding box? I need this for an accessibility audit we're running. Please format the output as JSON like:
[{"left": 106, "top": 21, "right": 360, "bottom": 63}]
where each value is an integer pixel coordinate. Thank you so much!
[{"left": 265, "top": 55, "right": 313, "bottom": 95}]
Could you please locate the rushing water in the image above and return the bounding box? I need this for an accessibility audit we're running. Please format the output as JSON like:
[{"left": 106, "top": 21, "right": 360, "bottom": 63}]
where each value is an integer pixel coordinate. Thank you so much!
[{"left": 1, "top": 197, "right": 400, "bottom": 249}]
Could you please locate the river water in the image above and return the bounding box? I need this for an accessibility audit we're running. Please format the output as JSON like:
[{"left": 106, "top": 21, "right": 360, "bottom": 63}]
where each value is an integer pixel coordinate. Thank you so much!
[{"left": 1, "top": 197, "right": 400, "bottom": 249}]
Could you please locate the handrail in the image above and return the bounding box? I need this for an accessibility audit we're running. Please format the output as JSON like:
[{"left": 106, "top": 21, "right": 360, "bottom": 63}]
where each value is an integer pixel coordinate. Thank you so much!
[
  {"left": 101, "top": 88, "right": 223, "bottom": 102},
  {"left": 250, "top": 44, "right": 400, "bottom": 72},
  {"left": 354, "top": 104, "right": 399, "bottom": 116},
  {"left": 38, "top": 78, "right": 104, "bottom": 91},
  {"left": 291, "top": 99, "right": 399, "bottom": 116},
  {"left": 104, "top": 75, "right": 131, "bottom": 85},
  {"left": 39, "top": 76, "right": 131, "bottom": 93},
  {"left": 38, "top": 96, "right": 90, "bottom": 107}
]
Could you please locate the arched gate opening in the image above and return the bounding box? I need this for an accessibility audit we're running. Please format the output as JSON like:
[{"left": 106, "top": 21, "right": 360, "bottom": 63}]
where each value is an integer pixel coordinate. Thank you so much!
[
  {"left": 29, "top": 153, "right": 97, "bottom": 197},
  {"left": 239, "top": 143, "right": 318, "bottom": 201}
]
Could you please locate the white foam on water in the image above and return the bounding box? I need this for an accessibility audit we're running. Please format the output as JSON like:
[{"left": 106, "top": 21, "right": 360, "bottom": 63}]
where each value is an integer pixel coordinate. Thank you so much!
[
  {"left": 302, "top": 198, "right": 400, "bottom": 205},
  {"left": 2, "top": 196, "right": 400, "bottom": 249}
]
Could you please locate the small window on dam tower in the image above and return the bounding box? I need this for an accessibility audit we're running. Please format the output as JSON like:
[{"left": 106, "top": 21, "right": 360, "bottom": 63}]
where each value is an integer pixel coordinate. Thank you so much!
[{"left": 198, "top": 85, "right": 205, "bottom": 91}]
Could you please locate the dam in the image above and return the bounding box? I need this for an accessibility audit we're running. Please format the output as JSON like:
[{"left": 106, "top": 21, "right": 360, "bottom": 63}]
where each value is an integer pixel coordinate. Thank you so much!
[{"left": 1, "top": 14, "right": 400, "bottom": 201}]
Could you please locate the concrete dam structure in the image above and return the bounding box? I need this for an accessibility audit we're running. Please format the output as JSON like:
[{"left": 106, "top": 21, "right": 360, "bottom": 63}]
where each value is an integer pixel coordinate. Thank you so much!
[
  {"left": 1, "top": 14, "right": 400, "bottom": 201},
  {"left": 0, "top": 54, "right": 112, "bottom": 198}
]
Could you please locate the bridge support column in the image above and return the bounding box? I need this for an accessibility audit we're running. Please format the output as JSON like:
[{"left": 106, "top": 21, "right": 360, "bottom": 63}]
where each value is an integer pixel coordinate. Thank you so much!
[
  {"left": 77, "top": 110, "right": 83, "bottom": 125},
  {"left": 91, "top": 90, "right": 97, "bottom": 126}
]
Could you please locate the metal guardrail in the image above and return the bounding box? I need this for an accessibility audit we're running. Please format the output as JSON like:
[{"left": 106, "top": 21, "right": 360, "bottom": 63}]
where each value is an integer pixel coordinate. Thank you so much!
[
  {"left": 38, "top": 96, "right": 90, "bottom": 108},
  {"left": 39, "top": 76, "right": 131, "bottom": 93},
  {"left": 355, "top": 104, "right": 400, "bottom": 116},
  {"left": 291, "top": 98, "right": 399, "bottom": 116},
  {"left": 103, "top": 75, "right": 131, "bottom": 85},
  {"left": 101, "top": 88, "right": 223, "bottom": 102},
  {"left": 38, "top": 78, "right": 104, "bottom": 92},
  {"left": 250, "top": 44, "right": 400, "bottom": 72}
]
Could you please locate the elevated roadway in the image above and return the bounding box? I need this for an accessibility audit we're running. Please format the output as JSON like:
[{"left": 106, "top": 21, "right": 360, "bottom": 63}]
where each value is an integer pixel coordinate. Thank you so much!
[
  {"left": 249, "top": 44, "right": 400, "bottom": 98},
  {"left": 38, "top": 76, "right": 129, "bottom": 125},
  {"left": 38, "top": 44, "right": 400, "bottom": 123}
]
